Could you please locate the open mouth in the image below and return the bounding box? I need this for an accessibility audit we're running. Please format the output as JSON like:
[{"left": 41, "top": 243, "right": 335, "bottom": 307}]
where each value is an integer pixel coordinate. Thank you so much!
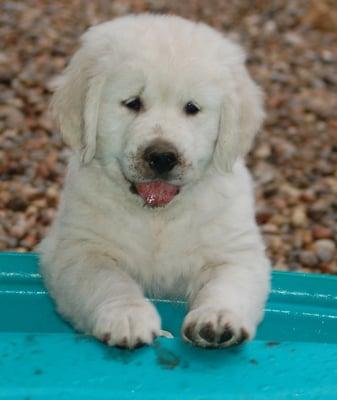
[{"left": 131, "top": 180, "right": 180, "bottom": 207}]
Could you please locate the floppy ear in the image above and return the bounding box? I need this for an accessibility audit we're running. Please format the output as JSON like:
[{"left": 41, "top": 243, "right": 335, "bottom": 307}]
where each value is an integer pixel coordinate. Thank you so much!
[
  {"left": 50, "top": 49, "right": 105, "bottom": 165},
  {"left": 214, "top": 65, "right": 265, "bottom": 173}
]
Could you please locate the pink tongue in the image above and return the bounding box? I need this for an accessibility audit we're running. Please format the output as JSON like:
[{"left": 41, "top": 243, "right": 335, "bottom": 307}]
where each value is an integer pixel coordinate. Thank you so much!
[{"left": 136, "top": 181, "right": 179, "bottom": 206}]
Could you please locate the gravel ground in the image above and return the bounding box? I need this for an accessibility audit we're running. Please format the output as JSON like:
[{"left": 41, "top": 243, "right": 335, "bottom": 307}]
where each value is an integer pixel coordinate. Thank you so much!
[{"left": 1, "top": 0, "right": 336, "bottom": 273}]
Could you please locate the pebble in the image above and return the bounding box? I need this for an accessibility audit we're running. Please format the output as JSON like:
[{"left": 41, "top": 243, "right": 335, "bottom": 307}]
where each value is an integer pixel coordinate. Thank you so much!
[
  {"left": 299, "top": 251, "right": 319, "bottom": 268},
  {"left": 300, "top": 190, "right": 316, "bottom": 203},
  {"left": 0, "top": 106, "right": 25, "bottom": 129},
  {"left": 273, "top": 198, "right": 287, "bottom": 210},
  {"left": 325, "top": 262, "right": 337, "bottom": 274},
  {"left": 46, "top": 186, "right": 59, "bottom": 206},
  {"left": 7, "top": 196, "right": 28, "bottom": 212},
  {"left": 256, "top": 207, "right": 273, "bottom": 225},
  {"left": 271, "top": 138, "right": 297, "bottom": 161},
  {"left": 301, "top": 230, "right": 313, "bottom": 245},
  {"left": 313, "top": 240, "right": 336, "bottom": 263},
  {"left": 255, "top": 143, "right": 271, "bottom": 159},
  {"left": 253, "top": 162, "right": 278, "bottom": 185},
  {"left": 291, "top": 206, "right": 308, "bottom": 228},
  {"left": 20, "top": 233, "right": 38, "bottom": 248},
  {"left": 261, "top": 224, "right": 279, "bottom": 234},
  {"left": 10, "top": 223, "right": 27, "bottom": 239},
  {"left": 266, "top": 235, "right": 283, "bottom": 252},
  {"left": 273, "top": 261, "right": 288, "bottom": 271},
  {"left": 270, "top": 214, "right": 286, "bottom": 227},
  {"left": 308, "top": 202, "right": 328, "bottom": 221},
  {"left": 312, "top": 225, "right": 333, "bottom": 240},
  {"left": 280, "top": 184, "right": 301, "bottom": 201}
]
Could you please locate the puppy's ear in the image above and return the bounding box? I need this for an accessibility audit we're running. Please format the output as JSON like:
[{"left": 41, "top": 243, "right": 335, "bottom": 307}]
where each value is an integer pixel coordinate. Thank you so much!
[
  {"left": 214, "top": 64, "right": 265, "bottom": 172},
  {"left": 50, "top": 49, "right": 105, "bottom": 165}
]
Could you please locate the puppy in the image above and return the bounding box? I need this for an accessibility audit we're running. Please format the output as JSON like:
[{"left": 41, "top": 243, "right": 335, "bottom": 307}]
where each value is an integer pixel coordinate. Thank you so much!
[{"left": 39, "top": 14, "right": 271, "bottom": 349}]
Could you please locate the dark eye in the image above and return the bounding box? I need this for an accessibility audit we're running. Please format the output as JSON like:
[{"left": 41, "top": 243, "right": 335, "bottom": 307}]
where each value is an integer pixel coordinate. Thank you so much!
[
  {"left": 184, "top": 101, "right": 201, "bottom": 115},
  {"left": 122, "top": 96, "right": 143, "bottom": 112}
]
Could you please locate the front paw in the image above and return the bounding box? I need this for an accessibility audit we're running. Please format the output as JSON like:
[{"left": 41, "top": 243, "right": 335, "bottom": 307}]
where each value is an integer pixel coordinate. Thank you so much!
[
  {"left": 182, "top": 307, "right": 252, "bottom": 348},
  {"left": 93, "top": 299, "right": 161, "bottom": 349}
]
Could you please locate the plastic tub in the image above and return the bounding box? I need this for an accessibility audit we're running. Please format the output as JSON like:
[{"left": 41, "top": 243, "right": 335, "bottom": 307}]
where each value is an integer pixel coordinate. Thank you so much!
[{"left": 1, "top": 252, "right": 337, "bottom": 399}]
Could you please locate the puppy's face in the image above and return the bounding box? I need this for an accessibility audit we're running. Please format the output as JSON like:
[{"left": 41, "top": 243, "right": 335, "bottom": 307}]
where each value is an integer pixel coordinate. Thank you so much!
[
  {"left": 52, "top": 16, "right": 264, "bottom": 207},
  {"left": 96, "top": 59, "right": 225, "bottom": 206}
]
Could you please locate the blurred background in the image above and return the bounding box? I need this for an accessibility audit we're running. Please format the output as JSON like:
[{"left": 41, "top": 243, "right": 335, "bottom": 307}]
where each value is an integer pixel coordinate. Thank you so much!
[{"left": 0, "top": 0, "right": 336, "bottom": 273}]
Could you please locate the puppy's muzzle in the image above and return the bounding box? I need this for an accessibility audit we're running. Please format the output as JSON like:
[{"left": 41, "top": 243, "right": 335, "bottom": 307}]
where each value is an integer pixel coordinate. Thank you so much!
[{"left": 143, "top": 141, "right": 179, "bottom": 175}]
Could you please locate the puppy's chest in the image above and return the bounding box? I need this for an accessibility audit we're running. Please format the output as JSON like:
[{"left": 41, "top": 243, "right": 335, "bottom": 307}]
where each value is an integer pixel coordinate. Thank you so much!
[
  {"left": 129, "top": 215, "right": 197, "bottom": 266},
  {"left": 99, "top": 205, "right": 227, "bottom": 295},
  {"left": 117, "top": 213, "right": 203, "bottom": 291}
]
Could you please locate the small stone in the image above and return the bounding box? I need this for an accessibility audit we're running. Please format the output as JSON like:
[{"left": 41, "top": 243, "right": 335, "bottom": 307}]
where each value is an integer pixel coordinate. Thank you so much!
[
  {"left": 300, "top": 190, "right": 316, "bottom": 203},
  {"left": 253, "top": 161, "right": 278, "bottom": 184},
  {"left": 262, "top": 224, "right": 278, "bottom": 234},
  {"left": 273, "top": 261, "right": 288, "bottom": 271},
  {"left": 16, "top": 248, "right": 28, "bottom": 253},
  {"left": 271, "top": 138, "right": 297, "bottom": 161},
  {"left": 325, "top": 178, "right": 337, "bottom": 194},
  {"left": 299, "top": 251, "right": 319, "bottom": 268},
  {"left": 7, "top": 196, "right": 28, "bottom": 212},
  {"left": 0, "top": 235, "right": 18, "bottom": 249},
  {"left": 288, "top": 263, "right": 302, "bottom": 272},
  {"left": 321, "top": 50, "right": 334, "bottom": 63},
  {"left": 273, "top": 198, "right": 287, "bottom": 210},
  {"left": 20, "top": 233, "right": 38, "bottom": 249},
  {"left": 280, "top": 184, "right": 301, "bottom": 201},
  {"left": 32, "top": 198, "right": 47, "bottom": 208},
  {"left": 325, "top": 262, "right": 337, "bottom": 274},
  {"left": 302, "top": 230, "right": 314, "bottom": 245},
  {"left": 263, "top": 20, "right": 277, "bottom": 34},
  {"left": 40, "top": 208, "right": 56, "bottom": 225},
  {"left": 312, "top": 225, "right": 333, "bottom": 240},
  {"left": 25, "top": 205, "right": 38, "bottom": 217},
  {"left": 284, "top": 32, "right": 305, "bottom": 47},
  {"left": 308, "top": 202, "right": 327, "bottom": 221},
  {"left": 313, "top": 240, "right": 336, "bottom": 263},
  {"left": 265, "top": 235, "right": 283, "bottom": 252},
  {"left": 291, "top": 206, "right": 308, "bottom": 228},
  {"left": 269, "top": 214, "right": 286, "bottom": 227},
  {"left": 111, "top": 0, "right": 131, "bottom": 14},
  {"left": 0, "top": 106, "right": 25, "bottom": 129},
  {"left": 294, "top": 230, "right": 304, "bottom": 248},
  {"left": 256, "top": 207, "right": 273, "bottom": 225},
  {"left": 46, "top": 186, "right": 59, "bottom": 206},
  {"left": 255, "top": 143, "right": 271, "bottom": 159},
  {"left": 10, "top": 224, "right": 27, "bottom": 239}
]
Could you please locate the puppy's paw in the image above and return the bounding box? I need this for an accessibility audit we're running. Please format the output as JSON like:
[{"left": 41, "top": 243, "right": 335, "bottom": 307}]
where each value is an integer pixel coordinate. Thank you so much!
[
  {"left": 182, "top": 306, "right": 252, "bottom": 348},
  {"left": 93, "top": 299, "right": 161, "bottom": 349}
]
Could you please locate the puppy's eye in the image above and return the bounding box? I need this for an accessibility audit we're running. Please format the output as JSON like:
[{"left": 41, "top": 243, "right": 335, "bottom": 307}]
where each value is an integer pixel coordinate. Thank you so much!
[
  {"left": 184, "top": 101, "right": 201, "bottom": 115},
  {"left": 122, "top": 97, "right": 143, "bottom": 112}
]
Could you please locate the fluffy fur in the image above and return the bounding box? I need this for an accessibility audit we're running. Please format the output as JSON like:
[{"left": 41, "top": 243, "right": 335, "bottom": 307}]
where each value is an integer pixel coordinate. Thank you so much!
[{"left": 39, "top": 14, "right": 271, "bottom": 349}]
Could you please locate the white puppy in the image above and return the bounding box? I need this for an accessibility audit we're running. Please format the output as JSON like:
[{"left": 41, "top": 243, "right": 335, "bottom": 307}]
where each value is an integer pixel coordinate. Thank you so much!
[{"left": 39, "top": 14, "right": 270, "bottom": 349}]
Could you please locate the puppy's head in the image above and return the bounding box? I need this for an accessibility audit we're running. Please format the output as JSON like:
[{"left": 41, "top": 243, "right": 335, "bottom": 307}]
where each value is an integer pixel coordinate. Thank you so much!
[{"left": 52, "top": 15, "right": 264, "bottom": 207}]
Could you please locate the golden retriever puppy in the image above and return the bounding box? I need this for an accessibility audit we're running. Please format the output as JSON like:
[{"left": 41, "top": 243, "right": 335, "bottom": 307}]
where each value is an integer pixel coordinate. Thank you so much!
[{"left": 39, "top": 14, "right": 270, "bottom": 349}]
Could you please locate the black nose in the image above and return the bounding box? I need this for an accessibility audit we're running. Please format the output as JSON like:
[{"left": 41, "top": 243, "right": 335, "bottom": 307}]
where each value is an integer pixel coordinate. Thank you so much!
[{"left": 145, "top": 151, "right": 178, "bottom": 174}]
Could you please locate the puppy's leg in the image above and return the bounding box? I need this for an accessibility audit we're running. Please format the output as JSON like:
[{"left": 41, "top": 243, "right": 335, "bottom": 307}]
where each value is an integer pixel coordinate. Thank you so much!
[
  {"left": 41, "top": 251, "right": 161, "bottom": 349},
  {"left": 182, "top": 252, "right": 270, "bottom": 348}
]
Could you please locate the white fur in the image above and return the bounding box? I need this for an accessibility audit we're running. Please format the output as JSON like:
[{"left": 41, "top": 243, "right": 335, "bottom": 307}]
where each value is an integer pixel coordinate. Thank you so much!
[{"left": 39, "top": 14, "right": 270, "bottom": 348}]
